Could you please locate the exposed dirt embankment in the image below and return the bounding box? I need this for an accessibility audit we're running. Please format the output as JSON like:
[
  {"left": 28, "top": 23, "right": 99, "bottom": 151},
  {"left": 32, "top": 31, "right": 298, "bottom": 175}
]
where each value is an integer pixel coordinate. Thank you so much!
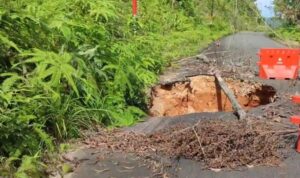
[{"left": 149, "top": 76, "right": 276, "bottom": 117}]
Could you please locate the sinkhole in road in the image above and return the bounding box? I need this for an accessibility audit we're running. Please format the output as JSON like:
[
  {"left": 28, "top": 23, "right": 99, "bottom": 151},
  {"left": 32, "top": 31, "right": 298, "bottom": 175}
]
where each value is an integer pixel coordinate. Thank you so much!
[{"left": 149, "top": 76, "right": 276, "bottom": 117}]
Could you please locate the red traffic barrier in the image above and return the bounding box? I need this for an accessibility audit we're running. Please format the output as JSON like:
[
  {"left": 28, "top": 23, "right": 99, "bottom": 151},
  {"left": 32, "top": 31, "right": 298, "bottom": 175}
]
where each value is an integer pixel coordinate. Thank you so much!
[
  {"left": 290, "top": 96, "right": 300, "bottom": 153},
  {"left": 290, "top": 116, "right": 300, "bottom": 153},
  {"left": 292, "top": 95, "right": 300, "bottom": 104},
  {"left": 257, "top": 48, "right": 300, "bottom": 80},
  {"left": 291, "top": 115, "right": 300, "bottom": 124}
]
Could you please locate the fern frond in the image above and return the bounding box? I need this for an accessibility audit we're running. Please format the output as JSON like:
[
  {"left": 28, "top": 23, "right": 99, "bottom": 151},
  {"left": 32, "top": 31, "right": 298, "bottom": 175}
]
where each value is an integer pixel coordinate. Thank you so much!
[
  {"left": 0, "top": 73, "right": 23, "bottom": 92},
  {"left": 0, "top": 32, "right": 21, "bottom": 52},
  {"left": 34, "top": 126, "right": 54, "bottom": 152}
]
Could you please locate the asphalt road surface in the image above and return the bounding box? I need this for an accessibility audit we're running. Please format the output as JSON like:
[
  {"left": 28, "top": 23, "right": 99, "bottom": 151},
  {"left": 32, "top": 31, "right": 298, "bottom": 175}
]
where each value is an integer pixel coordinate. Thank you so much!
[{"left": 63, "top": 32, "right": 300, "bottom": 178}]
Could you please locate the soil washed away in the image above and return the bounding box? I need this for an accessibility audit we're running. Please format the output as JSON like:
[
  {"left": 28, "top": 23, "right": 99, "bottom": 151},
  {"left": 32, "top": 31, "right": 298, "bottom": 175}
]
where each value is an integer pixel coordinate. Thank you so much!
[{"left": 149, "top": 76, "right": 276, "bottom": 117}]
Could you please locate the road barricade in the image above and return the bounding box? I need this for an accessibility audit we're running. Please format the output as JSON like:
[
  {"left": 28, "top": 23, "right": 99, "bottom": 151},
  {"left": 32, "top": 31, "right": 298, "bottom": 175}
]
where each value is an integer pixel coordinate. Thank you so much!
[
  {"left": 290, "top": 96, "right": 300, "bottom": 153},
  {"left": 257, "top": 48, "right": 300, "bottom": 80}
]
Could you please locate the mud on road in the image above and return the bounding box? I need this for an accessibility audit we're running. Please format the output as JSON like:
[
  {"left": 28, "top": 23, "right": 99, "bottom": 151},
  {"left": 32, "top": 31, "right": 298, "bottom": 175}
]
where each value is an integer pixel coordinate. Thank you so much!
[{"left": 62, "top": 32, "right": 300, "bottom": 178}]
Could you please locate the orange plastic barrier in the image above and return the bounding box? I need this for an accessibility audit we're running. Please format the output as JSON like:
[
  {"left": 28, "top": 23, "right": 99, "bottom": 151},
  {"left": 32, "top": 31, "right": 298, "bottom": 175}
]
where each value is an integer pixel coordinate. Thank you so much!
[
  {"left": 292, "top": 95, "right": 300, "bottom": 104},
  {"left": 290, "top": 116, "right": 300, "bottom": 153},
  {"left": 290, "top": 96, "right": 300, "bottom": 153},
  {"left": 257, "top": 48, "right": 300, "bottom": 80}
]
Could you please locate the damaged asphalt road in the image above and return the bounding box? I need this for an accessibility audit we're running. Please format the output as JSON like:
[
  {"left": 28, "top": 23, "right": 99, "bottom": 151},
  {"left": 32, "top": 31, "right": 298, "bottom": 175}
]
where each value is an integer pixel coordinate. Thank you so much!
[{"left": 62, "top": 32, "right": 300, "bottom": 178}]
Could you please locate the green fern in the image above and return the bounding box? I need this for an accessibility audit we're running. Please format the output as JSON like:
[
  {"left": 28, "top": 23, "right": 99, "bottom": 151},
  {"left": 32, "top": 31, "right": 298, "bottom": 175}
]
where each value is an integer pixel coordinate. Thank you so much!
[
  {"left": 20, "top": 49, "right": 80, "bottom": 96},
  {"left": 34, "top": 126, "right": 54, "bottom": 152},
  {"left": 15, "top": 153, "right": 44, "bottom": 178},
  {"left": 0, "top": 32, "right": 21, "bottom": 52},
  {"left": 0, "top": 73, "right": 24, "bottom": 92}
]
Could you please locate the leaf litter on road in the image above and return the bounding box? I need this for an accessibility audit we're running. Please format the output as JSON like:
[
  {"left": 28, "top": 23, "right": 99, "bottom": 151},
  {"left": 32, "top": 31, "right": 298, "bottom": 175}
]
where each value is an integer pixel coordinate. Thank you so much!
[{"left": 84, "top": 119, "right": 296, "bottom": 171}]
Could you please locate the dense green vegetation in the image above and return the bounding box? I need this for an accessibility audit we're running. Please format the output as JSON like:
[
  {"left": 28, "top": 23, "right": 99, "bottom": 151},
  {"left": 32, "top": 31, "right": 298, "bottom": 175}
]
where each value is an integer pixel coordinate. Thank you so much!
[
  {"left": 0, "top": 0, "right": 260, "bottom": 176},
  {"left": 273, "top": 0, "right": 300, "bottom": 43},
  {"left": 276, "top": 26, "right": 300, "bottom": 43}
]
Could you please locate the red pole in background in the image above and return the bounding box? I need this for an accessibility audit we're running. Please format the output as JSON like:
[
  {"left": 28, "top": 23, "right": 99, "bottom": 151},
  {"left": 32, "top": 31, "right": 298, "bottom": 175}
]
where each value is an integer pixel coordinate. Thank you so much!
[{"left": 132, "top": 0, "right": 138, "bottom": 17}]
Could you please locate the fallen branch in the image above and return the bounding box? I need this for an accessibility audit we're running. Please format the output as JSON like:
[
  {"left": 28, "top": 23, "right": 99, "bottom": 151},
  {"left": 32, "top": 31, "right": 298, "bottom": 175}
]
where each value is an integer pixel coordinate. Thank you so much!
[
  {"left": 214, "top": 71, "right": 246, "bottom": 119},
  {"left": 193, "top": 126, "right": 206, "bottom": 159}
]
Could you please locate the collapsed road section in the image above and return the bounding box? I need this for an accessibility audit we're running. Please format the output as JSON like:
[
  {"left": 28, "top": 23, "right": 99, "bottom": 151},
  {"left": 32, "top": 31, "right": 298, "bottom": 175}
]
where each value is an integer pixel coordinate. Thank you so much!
[{"left": 149, "top": 75, "right": 276, "bottom": 117}]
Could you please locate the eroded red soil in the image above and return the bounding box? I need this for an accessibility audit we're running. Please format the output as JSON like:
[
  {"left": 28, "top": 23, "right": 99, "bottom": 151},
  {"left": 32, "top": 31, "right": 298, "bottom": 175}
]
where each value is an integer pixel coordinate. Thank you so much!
[{"left": 149, "top": 76, "right": 276, "bottom": 117}]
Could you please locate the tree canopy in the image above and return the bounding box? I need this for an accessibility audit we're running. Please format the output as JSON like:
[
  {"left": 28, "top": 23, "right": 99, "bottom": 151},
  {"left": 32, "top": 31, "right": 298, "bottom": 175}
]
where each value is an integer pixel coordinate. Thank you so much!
[{"left": 274, "top": 0, "right": 300, "bottom": 24}]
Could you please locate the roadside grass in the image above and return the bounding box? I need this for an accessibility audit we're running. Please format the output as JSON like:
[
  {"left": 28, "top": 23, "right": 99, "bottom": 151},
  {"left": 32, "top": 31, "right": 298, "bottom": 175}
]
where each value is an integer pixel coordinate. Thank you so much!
[{"left": 268, "top": 26, "right": 300, "bottom": 47}]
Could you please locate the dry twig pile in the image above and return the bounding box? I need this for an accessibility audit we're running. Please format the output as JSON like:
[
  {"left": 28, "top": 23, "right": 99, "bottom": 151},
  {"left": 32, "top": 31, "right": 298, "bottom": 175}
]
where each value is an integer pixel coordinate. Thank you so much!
[{"left": 85, "top": 119, "right": 294, "bottom": 169}]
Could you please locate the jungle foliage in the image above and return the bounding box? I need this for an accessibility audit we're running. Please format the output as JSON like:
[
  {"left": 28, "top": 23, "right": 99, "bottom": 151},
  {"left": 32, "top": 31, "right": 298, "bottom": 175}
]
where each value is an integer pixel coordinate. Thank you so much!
[
  {"left": 0, "top": 0, "right": 260, "bottom": 176},
  {"left": 273, "top": 0, "right": 300, "bottom": 43},
  {"left": 274, "top": 0, "right": 300, "bottom": 25}
]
